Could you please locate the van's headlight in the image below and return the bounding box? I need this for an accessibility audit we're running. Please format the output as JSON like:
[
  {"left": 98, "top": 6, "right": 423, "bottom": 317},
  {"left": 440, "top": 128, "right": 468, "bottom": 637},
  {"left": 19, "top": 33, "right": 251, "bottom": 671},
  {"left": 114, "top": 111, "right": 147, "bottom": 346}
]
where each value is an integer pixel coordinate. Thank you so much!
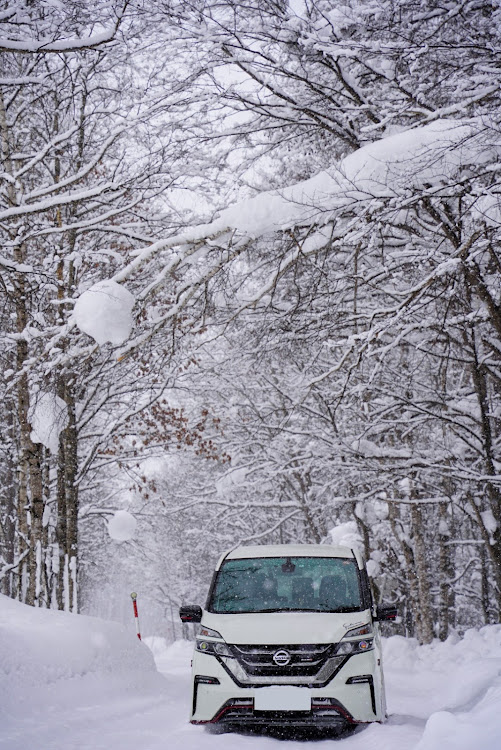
[
  {"left": 336, "top": 638, "right": 374, "bottom": 655},
  {"left": 336, "top": 624, "right": 374, "bottom": 655},
  {"left": 196, "top": 639, "right": 234, "bottom": 657}
]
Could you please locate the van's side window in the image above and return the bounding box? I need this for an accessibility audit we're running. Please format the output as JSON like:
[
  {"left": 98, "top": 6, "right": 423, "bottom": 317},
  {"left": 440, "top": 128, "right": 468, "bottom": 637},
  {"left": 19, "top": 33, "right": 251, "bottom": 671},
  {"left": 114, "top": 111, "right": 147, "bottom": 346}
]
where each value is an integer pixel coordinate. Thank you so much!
[{"left": 359, "top": 566, "right": 373, "bottom": 610}]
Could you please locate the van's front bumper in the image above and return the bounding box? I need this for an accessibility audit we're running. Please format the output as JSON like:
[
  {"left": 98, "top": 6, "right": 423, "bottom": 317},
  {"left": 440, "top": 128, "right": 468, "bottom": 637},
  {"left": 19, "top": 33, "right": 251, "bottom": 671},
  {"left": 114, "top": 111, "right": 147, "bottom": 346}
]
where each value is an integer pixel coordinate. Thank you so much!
[
  {"left": 193, "top": 699, "right": 353, "bottom": 730},
  {"left": 190, "top": 648, "right": 383, "bottom": 727}
]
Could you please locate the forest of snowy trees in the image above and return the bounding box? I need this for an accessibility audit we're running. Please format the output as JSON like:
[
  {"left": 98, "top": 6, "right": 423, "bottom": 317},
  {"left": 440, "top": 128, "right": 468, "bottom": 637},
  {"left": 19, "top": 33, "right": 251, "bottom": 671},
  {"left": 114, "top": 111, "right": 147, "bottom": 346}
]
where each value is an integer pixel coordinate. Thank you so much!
[{"left": 0, "top": 0, "right": 500, "bottom": 645}]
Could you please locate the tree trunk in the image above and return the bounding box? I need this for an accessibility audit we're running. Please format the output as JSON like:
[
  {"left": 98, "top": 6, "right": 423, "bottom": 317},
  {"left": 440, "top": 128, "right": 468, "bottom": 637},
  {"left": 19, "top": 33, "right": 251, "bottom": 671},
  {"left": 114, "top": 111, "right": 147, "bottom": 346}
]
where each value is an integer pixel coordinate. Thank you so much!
[
  {"left": 437, "top": 501, "right": 453, "bottom": 641},
  {"left": 64, "top": 383, "right": 79, "bottom": 612},
  {"left": 388, "top": 499, "right": 419, "bottom": 638},
  {"left": 1, "top": 401, "right": 17, "bottom": 597},
  {"left": 470, "top": 346, "right": 501, "bottom": 615},
  {"left": 26, "top": 438, "right": 44, "bottom": 606},
  {"left": 411, "top": 501, "right": 434, "bottom": 644}
]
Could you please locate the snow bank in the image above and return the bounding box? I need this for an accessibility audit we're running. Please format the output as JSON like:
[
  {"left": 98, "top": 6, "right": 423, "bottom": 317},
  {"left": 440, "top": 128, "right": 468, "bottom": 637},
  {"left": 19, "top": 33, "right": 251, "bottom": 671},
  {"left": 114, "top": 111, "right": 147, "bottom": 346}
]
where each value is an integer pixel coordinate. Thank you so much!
[
  {"left": 0, "top": 594, "right": 162, "bottom": 719},
  {"left": 384, "top": 626, "right": 501, "bottom": 750},
  {"left": 73, "top": 279, "right": 135, "bottom": 346},
  {"left": 385, "top": 625, "right": 501, "bottom": 718}
]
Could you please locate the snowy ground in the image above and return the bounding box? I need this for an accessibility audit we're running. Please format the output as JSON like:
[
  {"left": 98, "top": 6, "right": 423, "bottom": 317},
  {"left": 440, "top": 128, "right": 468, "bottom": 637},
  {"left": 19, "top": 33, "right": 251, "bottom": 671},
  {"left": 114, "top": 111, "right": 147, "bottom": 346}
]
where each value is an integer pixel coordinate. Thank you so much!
[{"left": 1, "top": 595, "right": 501, "bottom": 749}]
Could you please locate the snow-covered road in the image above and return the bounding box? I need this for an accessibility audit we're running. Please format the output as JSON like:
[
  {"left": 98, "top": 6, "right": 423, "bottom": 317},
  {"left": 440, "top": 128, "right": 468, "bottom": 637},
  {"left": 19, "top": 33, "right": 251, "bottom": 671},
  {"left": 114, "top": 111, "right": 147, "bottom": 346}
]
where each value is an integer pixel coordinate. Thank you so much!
[
  {"left": 0, "top": 641, "right": 420, "bottom": 750},
  {"left": 1, "top": 595, "right": 500, "bottom": 749}
]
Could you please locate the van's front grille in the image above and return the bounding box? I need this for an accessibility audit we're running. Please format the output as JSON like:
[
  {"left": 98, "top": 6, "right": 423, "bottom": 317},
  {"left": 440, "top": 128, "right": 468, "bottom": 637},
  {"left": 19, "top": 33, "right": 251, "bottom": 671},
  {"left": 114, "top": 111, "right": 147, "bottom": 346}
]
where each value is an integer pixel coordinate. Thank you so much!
[{"left": 229, "top": 644, "right": 335, "bottom": 677}]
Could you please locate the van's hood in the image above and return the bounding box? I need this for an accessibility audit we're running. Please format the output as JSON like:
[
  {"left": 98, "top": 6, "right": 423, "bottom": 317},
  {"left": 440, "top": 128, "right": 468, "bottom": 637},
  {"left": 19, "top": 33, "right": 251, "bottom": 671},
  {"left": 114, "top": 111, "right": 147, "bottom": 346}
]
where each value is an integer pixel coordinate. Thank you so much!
[{"left": 201, "top": 610, "right": 371, "bottom": 645}]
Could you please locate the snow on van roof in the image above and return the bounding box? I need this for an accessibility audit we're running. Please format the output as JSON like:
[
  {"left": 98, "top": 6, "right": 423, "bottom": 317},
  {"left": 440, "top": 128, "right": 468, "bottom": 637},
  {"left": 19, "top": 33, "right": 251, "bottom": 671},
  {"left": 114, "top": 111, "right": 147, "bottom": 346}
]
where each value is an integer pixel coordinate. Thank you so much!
[{"left": 218, "top": 544, "right": 359, "bottom": 569}]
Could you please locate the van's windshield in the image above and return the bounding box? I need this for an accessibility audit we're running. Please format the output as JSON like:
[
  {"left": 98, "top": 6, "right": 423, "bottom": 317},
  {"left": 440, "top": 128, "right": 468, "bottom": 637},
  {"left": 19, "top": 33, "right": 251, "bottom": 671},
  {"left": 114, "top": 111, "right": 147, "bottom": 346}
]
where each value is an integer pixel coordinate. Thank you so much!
[{"left": 208, "top": 556, "right": 363, "bottom": 614}]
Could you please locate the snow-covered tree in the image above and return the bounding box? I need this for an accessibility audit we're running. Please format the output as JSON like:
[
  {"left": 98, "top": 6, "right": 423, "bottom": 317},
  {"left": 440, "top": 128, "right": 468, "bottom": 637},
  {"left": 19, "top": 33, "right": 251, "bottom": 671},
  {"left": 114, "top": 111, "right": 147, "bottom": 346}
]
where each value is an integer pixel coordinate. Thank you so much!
[{"left": 99, "top": 0, "right": 501, "bottom": 642}]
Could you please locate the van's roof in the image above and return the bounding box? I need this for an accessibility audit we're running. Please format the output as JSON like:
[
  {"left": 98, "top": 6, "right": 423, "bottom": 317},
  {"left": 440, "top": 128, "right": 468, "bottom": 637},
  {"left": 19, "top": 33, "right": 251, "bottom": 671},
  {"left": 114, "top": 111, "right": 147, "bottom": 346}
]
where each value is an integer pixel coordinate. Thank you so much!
[{"left": 216, "top": 544, "right": 364, "bottom": 570}]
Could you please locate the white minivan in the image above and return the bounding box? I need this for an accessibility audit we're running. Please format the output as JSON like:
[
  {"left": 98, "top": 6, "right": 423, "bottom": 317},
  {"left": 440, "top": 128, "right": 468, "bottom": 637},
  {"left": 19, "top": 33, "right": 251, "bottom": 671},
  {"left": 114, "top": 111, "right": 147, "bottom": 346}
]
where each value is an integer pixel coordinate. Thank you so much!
[{"left": 179, "top": 544, "right": 397, "bottom": 732}]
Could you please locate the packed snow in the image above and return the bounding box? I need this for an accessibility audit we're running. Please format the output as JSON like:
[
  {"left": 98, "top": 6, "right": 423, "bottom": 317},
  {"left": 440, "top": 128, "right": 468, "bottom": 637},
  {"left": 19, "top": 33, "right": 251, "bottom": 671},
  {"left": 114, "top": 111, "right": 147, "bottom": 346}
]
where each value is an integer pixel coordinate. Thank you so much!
[
  {"left": 1, "top": 594, "right": 501, "bottom": 749},
  {"left": 73, "top": 279, "right": 135, "bottom": 346}
]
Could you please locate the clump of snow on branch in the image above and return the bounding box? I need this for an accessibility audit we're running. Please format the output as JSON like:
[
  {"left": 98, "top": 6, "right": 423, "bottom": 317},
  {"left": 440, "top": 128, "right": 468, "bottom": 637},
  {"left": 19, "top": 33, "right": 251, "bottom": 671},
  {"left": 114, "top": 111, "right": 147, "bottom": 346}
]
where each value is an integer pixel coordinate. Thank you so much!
[
  {"left": 356, "top": 497, "right": 389, "bottom": 525},
  {"left": 216, "top": 119, "right": 493, "bottom": 239},
  {"left": 73, "top": 280, "right": 135, "bottom": 346},
  {"left": 340, "top": 119, "right": 476, "bottom": 196},
  {"left": 29, "top": 392, "right": 68, "bottom": 453},
  {"left": 218, "top": 169, "right": 341, "bottom": 238},
  {"left": 107, "top": 510, "right": 137, "bottom": 542},
  {"left": 328, "top": 520, "right": 362, "bottom": 550},
  {"left": 366, "top": 550, "right": 384, "bottom": 579},
  {"left": 480, "top": 509, "right": 498, "bottom": 534}
]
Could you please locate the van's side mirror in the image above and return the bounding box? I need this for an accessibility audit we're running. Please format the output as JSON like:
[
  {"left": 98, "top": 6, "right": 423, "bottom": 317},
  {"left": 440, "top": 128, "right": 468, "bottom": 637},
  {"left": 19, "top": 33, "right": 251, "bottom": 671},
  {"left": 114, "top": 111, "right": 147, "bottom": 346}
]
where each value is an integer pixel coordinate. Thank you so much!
[
  {"left": 179, "top": 605, "right": 203, "bottom": 623},
  {"left": 375, "top": 605, "right": 398, "bottom": 622}
]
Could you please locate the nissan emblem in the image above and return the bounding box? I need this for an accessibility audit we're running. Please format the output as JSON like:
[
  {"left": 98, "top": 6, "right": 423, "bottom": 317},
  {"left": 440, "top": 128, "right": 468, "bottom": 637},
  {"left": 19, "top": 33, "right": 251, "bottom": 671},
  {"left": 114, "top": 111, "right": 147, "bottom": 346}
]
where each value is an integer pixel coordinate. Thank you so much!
[{"left": 272, "top": 649, "right": 291, "bottom": 666}]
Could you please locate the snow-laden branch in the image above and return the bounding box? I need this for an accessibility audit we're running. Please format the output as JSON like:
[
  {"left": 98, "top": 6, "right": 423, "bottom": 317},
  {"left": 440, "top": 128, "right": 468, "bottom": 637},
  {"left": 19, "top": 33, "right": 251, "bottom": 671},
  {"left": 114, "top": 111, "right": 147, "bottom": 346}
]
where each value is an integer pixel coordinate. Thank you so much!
[
  {"left": 58, "top": 117, "right": 500, "bottom": 383},
  {"left": 0, "top": 1, "right": 130, "bottom": 54},
  {"left": 0, "top": 181, "right": 121, "bottom": 221},
  {"left": 0, "top": 76, "right": 48, "bottom": 85},
  {"left": 14, "top": 125, "right": 80, "bottom": 180},
  {"left": 0, "top": 30, "right": 117, "bottom": 53},
  {"left": 25, "top": 128, "right": 126, "bottom": 201},
  {"left": 111, "top": 118, "right": 493, "bottom": 290},
  {"left": 0, "top": 254, "right": 32, "bottom": 272}
]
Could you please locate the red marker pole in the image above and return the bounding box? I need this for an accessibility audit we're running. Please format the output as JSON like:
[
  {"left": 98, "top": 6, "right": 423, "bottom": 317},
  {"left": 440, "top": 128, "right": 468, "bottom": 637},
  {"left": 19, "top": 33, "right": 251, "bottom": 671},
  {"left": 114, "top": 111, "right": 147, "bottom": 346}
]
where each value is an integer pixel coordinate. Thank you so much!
[{"left": 130, "top": 592, "right": 141, "bottom": 640}]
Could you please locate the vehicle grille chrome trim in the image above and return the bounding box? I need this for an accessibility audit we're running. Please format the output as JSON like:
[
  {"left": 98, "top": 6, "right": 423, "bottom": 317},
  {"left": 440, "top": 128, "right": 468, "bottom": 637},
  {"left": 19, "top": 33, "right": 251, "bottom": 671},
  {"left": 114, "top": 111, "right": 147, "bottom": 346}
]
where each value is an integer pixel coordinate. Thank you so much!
[
  {"left": 222, "top": 644, "right": 346, "bottom": 685},
  {"left": 230, "top": 643, "right": 333, "bottom": 676}
]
